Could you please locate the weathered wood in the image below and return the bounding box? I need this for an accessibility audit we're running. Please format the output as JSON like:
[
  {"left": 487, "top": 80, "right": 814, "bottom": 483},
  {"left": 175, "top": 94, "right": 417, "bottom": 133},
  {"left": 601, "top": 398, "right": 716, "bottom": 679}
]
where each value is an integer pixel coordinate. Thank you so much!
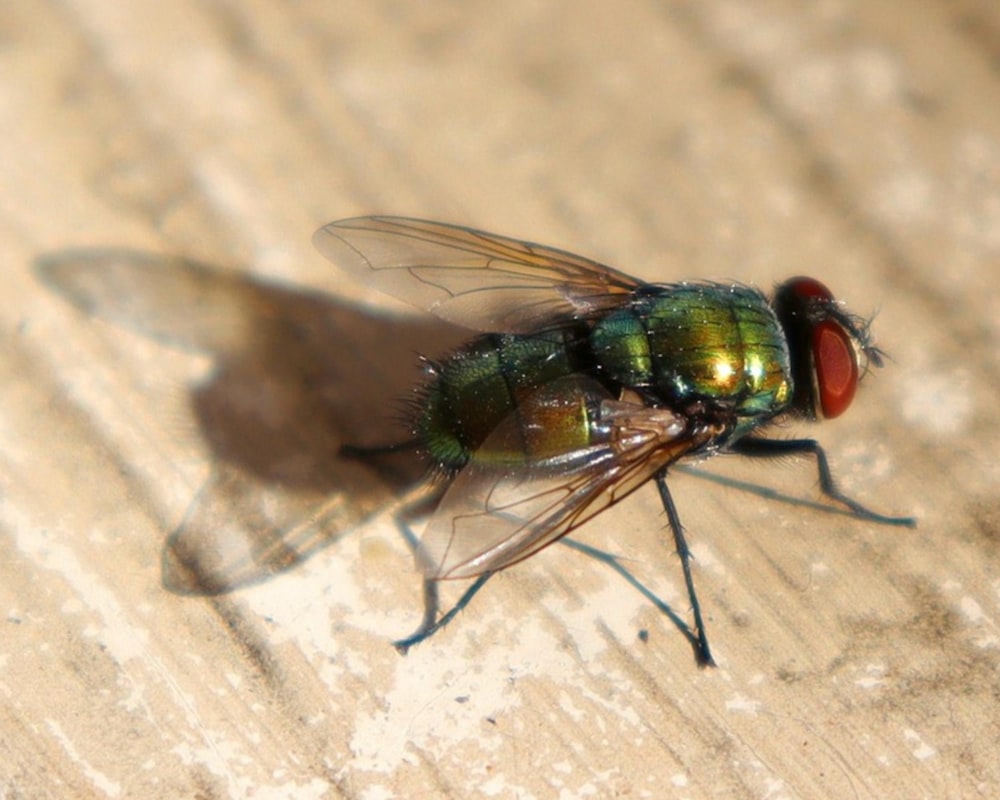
[{"left": 3, "top": 1, "right": 998, "bottom": 797}]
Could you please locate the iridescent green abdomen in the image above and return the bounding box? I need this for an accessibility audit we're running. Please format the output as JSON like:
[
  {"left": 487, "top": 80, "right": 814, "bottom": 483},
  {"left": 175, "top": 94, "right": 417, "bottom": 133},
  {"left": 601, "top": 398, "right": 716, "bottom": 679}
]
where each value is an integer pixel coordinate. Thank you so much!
[
  {"left": 418, "top": 330, "right": 588, "bottom": 471},
  {"left": 591, "top": 284, "right": 791, "bottom": 420}
]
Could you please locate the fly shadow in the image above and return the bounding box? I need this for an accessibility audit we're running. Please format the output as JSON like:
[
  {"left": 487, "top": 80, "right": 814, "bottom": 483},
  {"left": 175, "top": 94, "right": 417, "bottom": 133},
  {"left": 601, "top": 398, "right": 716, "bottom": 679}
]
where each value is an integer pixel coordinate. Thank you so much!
[{"left": 34, "top": 248, "right": 467, "bottom": 596}]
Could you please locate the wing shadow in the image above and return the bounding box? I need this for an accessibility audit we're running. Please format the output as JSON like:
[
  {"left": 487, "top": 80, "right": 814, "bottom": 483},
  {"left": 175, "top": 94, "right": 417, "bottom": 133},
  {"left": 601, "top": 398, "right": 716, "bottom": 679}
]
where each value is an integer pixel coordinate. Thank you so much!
[{"left": 35, "top": 248, "right": 465, "bottom": 595}]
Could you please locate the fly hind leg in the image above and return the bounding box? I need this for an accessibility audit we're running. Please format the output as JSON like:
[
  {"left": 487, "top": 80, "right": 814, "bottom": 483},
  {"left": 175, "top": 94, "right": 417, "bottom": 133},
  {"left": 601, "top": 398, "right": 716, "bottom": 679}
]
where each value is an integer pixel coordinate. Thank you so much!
[
  {"left": 384, "top": 484, "right": 495, "bottom": 654},
  {"left": 339, "top": 439, "right": 482, "bottom": 652}
]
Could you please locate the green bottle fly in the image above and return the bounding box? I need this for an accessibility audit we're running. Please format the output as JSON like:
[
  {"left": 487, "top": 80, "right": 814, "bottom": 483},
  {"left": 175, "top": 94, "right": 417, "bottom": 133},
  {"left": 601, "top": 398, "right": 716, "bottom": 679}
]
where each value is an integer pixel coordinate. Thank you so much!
[{"left": 314, "top": 216, "right": 914, "bottom": 666}]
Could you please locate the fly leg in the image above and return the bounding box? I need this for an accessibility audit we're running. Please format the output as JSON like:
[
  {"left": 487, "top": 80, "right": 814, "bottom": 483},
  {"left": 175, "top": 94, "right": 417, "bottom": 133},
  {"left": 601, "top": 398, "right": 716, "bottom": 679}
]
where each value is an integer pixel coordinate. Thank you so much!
[
  {"left": 339, "top": 439, "right": 421, "bottom": 459},
  {"left": 339, "top": 441, "right": 482, "bottom": 652},
  {"left": 730, "top": 438, "right": 916, "bottom": 527},
  {"left": 656, "top": 468, "right": 716, "bottom": 667},
  {"left": 393, "top": 569, "right": 493, "bottom": 654},
  {"left": 387, "top": 487, "right": 495, "bottom": 654},
  {"left": 559, "top": 538, "right": 703, "bottom": 657}
]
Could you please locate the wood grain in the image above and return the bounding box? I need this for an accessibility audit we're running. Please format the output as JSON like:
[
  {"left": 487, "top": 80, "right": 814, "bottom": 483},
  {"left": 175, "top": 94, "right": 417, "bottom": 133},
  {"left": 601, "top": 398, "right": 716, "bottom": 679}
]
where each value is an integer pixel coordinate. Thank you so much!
[{"left": 3, "top": 1, "right": 999, "bottom": 797}]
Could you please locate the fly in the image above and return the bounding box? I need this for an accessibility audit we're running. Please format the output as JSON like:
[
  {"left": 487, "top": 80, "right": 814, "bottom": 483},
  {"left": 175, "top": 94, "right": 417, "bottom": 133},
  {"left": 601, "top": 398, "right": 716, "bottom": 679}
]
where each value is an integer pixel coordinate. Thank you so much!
[{"left": 313, "top": 216, "right": 915, "bottom": 666}]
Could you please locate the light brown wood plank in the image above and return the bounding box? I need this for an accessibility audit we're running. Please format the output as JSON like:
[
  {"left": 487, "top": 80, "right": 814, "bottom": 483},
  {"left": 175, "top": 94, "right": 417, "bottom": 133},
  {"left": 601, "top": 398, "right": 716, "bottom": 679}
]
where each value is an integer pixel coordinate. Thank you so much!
[{"left": 2, "top": 1, "right": 998, "bottom": 797}]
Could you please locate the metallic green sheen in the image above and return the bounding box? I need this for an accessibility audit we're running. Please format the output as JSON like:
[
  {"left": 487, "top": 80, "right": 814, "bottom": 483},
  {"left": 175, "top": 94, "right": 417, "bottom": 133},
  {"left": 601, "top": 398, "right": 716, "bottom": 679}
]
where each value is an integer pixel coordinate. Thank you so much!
[
  {"left": 591, "top": 284, "right": 791, "bottom": 418},
  {"left": 418, "top": 331, "right": 588, "bottom": 471},
  {"left": 419, "top": 283, "right": 793, "bottom": 472}
]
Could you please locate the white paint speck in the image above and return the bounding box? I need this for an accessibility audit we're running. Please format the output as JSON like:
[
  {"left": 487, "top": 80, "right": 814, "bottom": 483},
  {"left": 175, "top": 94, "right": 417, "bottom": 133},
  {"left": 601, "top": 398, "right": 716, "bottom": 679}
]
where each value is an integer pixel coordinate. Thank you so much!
[
  {"left": 903, "top": 728, "right": 937, "bottom": 761},
  {"left": 854, "top": 663, "right": 887, "bottom": 690},
  {"left": 959, "top": 596, "right": 987, "bottom": 625},
  {"left": 46, "top": 718, "right": 122, "bottom": 798},
  {"left": 558, "top": 690, "right": 587, "bottom": 723},
  {"left": 360, "top": 785, "right": 395, "bottom": 800},
  {"left": 725, "top": 693, "right": 762, "bottom": 714}
]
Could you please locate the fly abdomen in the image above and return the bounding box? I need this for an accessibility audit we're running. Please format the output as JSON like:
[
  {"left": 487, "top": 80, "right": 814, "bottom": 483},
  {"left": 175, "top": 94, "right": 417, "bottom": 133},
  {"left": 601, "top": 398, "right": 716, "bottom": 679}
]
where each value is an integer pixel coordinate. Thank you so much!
[{"left": 417, "top": 330, "right": 590, "bottom": 472}]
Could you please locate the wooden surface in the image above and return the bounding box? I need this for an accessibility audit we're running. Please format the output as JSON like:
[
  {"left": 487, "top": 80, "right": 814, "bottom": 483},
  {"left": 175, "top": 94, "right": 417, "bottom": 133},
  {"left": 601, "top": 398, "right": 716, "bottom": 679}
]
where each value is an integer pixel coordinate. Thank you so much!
[{"left": 3, "top": 1, "right": 999, "bottom": 798}]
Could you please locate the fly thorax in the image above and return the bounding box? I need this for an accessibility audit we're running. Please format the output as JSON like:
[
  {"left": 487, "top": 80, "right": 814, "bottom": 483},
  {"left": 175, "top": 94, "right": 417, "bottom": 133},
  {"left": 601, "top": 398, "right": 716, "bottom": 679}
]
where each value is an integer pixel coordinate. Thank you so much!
[
  {"left": 590, "top": 307, "right": 654, "bottom": 387},
  {"left": 591, "top": 285, "right": 793, "bottom": 419}
]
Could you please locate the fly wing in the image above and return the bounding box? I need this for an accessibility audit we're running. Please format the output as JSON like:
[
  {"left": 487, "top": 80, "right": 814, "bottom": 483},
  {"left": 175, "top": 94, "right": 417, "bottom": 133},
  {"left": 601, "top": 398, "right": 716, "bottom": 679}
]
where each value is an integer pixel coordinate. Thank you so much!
[
  {"left": 313, "top": 216, "right": 641, "bottom": 333},
  {"left": 417, "top": 380, "right": 717, "bottom": 580}
]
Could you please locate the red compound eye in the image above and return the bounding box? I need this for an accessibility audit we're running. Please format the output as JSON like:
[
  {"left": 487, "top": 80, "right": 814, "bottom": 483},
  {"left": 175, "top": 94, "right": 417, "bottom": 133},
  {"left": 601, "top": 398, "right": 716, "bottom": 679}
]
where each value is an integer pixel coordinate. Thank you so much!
[
  {"left": 785, "top": 276, "right": 834, "bottom": 303},
  {"left": 812, "top": 319, "right": 859, "bottom": 418}
]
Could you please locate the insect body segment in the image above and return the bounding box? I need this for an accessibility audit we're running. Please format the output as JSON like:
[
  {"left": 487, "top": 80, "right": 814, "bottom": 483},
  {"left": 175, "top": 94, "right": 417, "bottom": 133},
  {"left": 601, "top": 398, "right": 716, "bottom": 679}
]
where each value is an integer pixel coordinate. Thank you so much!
[
  {"left": 591, "top": 284, "right": 792, "bottom": 421},
  {"left": 418, "top": 329, "right": 590, "bottom": 472}
]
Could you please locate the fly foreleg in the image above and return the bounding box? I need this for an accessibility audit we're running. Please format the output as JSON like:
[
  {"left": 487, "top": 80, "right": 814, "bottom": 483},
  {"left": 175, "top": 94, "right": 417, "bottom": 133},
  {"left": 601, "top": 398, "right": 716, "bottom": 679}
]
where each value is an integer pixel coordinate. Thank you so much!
[{"left": 730, "top": 437, "right": 915, "bottom": 527}]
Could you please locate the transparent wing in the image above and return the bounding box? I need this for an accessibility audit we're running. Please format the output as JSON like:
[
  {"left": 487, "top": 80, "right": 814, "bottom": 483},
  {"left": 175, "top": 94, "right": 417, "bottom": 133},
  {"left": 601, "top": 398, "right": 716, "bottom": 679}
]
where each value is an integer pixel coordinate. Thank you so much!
[
  {"left": 313, "top": 216, "right": 641, "bottom": 333},
  {"left": 417, "top": 379, "right": 717, "bottom": 580}
]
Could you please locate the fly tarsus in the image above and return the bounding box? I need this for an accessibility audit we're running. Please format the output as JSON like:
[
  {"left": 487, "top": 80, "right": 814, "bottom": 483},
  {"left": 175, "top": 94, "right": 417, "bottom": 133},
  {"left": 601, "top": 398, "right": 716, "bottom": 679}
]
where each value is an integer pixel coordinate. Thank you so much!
[
  {"left": 393, "top": 573, "right": 493, "bottom": 654},
  {"left": 731, "top": 437, "right": 916, "bottom": 528},
  {"left": 559, "top": 537, "right": 711, "bottom": 666},
  {"left": 655, "top": 470, "right": 717, "bottom": 668}
]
